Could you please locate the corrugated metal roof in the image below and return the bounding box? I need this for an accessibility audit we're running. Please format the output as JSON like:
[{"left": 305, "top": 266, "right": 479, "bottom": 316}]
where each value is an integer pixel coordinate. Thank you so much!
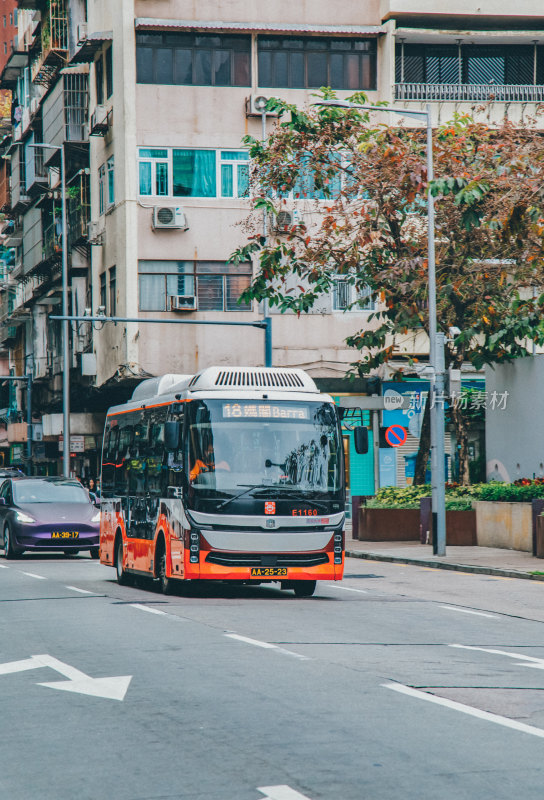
[
  {"left": 135, "top": 18, "right": 385, "bottom": 36},
  {"left": 70, "top": 31, "right": 113, "bottom": 64}
]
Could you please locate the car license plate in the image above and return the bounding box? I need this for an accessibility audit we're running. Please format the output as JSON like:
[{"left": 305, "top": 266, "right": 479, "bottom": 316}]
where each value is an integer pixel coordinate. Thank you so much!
[
  {"left": 51, "top": 532, "right": 79, "bottom": 539},
  {"left": 250, "top": 567, "right": 287, "bottom": 577}
]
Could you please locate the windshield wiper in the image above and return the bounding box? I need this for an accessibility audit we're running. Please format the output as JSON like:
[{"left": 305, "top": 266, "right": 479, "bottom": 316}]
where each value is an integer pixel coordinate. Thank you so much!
[{"left": 217, "top": 484, "right": 264, "bottom": 510}]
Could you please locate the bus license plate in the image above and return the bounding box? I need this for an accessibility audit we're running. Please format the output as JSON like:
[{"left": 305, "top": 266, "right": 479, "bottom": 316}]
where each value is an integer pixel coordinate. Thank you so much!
[
  {"left": 51, "top": 532, "right": 79, "bottom": 539},
  {"left": 250, "top": 567, "right": 287, "bottom": 577}
]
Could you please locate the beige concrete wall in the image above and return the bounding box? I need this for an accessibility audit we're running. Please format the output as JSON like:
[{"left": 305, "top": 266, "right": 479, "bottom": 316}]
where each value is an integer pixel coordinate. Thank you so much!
[
  {"left": 475, "top": 501, "right": 533, "bottom": 552},
  {"left": 381, "top": 0, "right": 544, "bottom": 21},
  {"left": 135, "top": 0, "right": 382, "bottom": 26}
]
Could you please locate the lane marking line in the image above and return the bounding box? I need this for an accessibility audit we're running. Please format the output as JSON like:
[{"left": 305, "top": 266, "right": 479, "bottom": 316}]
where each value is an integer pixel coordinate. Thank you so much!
[
  {"left": 225, "top": 633, "right": 309, "bottom": 661},
  {"left": 21, "top": 572, "right": 47, "bottom": 580},
  {"left": 130, "top": 603, "right": 169, "bottom": 616},
  {"left": 327, "top": 584, "right": 368, "bottom": 594},
  {"left": 440, "top": 606, "right": 499, "bottom": 619},
  {"left": 450, "top": 644, "right": 544, "bottom": 666},
  {"left": 0, "top": 563, "right": 9, "bottom": 568},
  {"left": 383, "top": 682, "right": 544, "bottom": 739},
  {"left": 258, "top": 786, "right": 313, "bottom": 800},
  {"left": 65, "top": 586, "right": 94, "bottom": 595}
]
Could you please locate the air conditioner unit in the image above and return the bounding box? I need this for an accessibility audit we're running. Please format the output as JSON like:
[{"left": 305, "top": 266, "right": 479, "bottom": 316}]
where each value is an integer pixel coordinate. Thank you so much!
[
  {"left": 245, "top": 95, "right": 278, "bottom": 117},
  {"left": 77, "top": 23, "right": 88, "bottom": 44},
  {"left": 30, "top": 97, "right": 40, "bottom": 115},
  {"left": 87, "top": 220, "right": 105, "bottom": 245},
  {"left": 170, "top": 295, "right": 197, "bottom": 311},
  {"left": 274, "top": 208, "right": 304, "bottom": 233},
  {"left": 152, "top": 206, "right": 189, "bottom": 230},
  {"left": 89, "top": 105, "right": 109, "bottom": 136}
]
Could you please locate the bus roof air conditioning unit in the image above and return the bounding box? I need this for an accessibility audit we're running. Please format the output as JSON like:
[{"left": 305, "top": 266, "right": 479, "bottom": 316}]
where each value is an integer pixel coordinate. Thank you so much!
[
  {"left": 274, "top": 208, "right": 304, "bottom": 233},
  {"left": 152, "top": 206, "right": 189, "bottom": 230},
  {"left": 170, "top": 295, "right": 197, "bottom": 311}
]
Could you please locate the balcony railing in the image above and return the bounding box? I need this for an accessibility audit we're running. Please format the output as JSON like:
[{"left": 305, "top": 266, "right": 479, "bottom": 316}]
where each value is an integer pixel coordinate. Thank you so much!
[
  {"left": 31, "top": 0, "right": 68, "bottom": 86},
  {"left": 395, "top": 83, "right": 544, "bottom": 103},
  {"left": 43, "top": 219, "right": 62, "bottom": 262}
]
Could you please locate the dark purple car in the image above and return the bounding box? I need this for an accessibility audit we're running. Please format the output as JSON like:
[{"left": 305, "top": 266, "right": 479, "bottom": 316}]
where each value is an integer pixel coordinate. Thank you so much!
[{"left": 0, "top": 477, "right": 100, "bottom": 559}]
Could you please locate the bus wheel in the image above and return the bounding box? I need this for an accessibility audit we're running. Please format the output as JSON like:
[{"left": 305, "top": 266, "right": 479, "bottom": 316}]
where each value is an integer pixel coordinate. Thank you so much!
[
  {"left": 158, "top": 548, "right": 174, "bottom": 595},
  {"left": 90, "top": 547, "right": 99, "bottom": 560},
  {"left": 116, "top": 537, "right": 131, "bottom": 586},
  {"left": 293, "top": 581, "right": 316, "bottom": 598}
]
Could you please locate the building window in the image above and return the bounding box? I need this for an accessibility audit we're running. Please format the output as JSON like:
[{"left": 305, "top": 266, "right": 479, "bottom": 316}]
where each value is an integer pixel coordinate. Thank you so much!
[
  {"left": 396, "top": 43, "right": 540, "bottom": 85},
  {"left": 107, "top": 156, "right": 114, "bottom": 207},
  {"left": 258, "top": 37, "right": 377, "bottom": 90},
  {"left": 95, "top": 53, "right": 104, "bottom": 105},
  {"left": 99, "top": 272, "right": 106, "bottom": 310},
  {"left": 138, "top": 260, "right": 252, "bottom": 312},
  {"left": 332, "top": 279, "right": 374, "bottom": 312},
  {"left": 138, "top": 148, "right": 249, "bottom": 198},
  {"left": 136, "top": 32, "right": 251, "bottom": 86},
  {"left": 105, "top": 45, "right": 113, "bottom": 98},
  {"left": 98, "top": 164, "right": 105, "bottom": 215},
  {"left": 109, "top": 267, "right": 116, "bottom": 315}
]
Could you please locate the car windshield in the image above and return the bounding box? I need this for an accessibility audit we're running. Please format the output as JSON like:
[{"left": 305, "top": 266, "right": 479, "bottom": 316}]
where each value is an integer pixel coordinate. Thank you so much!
[
  {"left": 13, "top": 481, "right": 90, "bottom": 504},
  {"left": 186, "top": 399, "right": 342, "bottom": 499}
]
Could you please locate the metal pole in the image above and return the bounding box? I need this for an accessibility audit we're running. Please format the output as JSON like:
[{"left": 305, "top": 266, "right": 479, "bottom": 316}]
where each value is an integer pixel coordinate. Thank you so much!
[
  {"left": 61, "top": 144, "right": 70, "bottom": 477},
  {"left": 261, "top": 108, "right": 272, "bottom": 367},
  {"left": 372, "top": 409, "right": 380, "bottom": 493},
  {"left": 425, "top": 105, "right": 446, "bottom": 556},
  {"left": 26, "top": 372, "right": 32, "bottom": 473}
]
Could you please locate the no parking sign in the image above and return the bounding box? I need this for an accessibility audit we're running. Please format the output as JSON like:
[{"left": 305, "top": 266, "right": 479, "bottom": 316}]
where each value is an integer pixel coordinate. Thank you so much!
[{"left": 384, "top": 425, "right": 408, "bottom": 447}]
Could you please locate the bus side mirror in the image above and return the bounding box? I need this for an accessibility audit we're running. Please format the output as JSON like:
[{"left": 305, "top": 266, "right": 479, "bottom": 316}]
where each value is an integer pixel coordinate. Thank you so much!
[
  {"left": 165, "top": 421, "right": 181, "bottom": 451},
  {"left": 354, "top": 426, "right": 369, "bottom": 455}
]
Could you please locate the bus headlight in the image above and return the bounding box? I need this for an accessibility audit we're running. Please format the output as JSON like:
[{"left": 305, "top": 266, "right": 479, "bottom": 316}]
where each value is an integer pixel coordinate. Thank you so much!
[
  {"left": 334, "top": 532, "right": 343, "bottom": 564},
  {"left": 189, "top": 531, "right": 200, "bottom": 563}
]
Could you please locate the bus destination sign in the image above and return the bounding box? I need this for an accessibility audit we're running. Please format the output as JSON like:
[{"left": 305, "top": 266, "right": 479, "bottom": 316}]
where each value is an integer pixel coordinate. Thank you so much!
[{"left": 222, "top": 403, "right": 309, "bottom": 420}]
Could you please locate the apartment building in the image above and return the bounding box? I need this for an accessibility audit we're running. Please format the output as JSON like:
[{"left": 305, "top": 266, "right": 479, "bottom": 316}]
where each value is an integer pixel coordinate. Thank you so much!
[{"left": 0, "top": 0, "right": 542, "bottom": 486}]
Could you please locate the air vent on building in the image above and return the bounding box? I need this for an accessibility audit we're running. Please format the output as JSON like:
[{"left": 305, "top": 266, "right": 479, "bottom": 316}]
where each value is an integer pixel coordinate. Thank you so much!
[
  {"left": 170, "top": 294, "right": 197, "bottom": 311},
  {"left": 274, "top": 209, "right": 304, "bottom": 233}
]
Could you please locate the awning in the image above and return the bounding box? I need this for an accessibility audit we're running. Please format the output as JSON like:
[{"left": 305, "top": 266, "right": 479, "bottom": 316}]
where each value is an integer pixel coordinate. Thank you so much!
[
  {"left": 70, "top": 31, "right": 113, "bottom": 64},
  {"left": 135, "top": 18, "right": 385, "bottom": 36},
  {"left": 0, "top": 51, "right": 30, "bottom": 90}
]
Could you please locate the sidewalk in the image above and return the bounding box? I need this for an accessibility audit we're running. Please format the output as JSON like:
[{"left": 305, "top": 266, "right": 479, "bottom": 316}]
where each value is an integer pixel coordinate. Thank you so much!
[{"left": 345, "top": 535, "right": 544, "bottom": 582}]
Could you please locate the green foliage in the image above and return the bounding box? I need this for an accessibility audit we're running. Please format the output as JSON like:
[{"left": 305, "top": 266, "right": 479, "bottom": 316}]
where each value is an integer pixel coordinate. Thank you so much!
[{"left": 367, "top": 481, "right": 544, "bottom": 508}]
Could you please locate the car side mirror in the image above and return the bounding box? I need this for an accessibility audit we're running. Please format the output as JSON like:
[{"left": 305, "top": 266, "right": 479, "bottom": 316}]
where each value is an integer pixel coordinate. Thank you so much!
[
  {"left": 354, "top": 426, "right": 369, "bottom": 455},
  {"left": 165, "top": 420, "right": 181, "bottom": 451}
]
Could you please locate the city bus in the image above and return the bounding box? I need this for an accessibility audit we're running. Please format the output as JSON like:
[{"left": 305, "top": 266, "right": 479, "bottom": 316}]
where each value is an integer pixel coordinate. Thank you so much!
[{"left": 99, "top": 366, "right": 349, "bottom": 597}]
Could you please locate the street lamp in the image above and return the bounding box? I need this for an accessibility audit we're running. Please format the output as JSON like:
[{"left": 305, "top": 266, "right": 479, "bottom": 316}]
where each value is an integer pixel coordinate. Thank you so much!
[
  {"left": 316, "top": 99, "right": 447, "bottom": 556},
  {"left": 30, "top": 142, "right": 70, "bottom": 477}
]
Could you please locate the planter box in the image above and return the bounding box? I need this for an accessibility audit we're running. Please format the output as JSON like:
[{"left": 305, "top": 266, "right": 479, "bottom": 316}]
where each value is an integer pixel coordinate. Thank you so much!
[
  {"left": 474, "top": 501, "right": 532, "bottom": 552},
  {"left": 536, "top": 515, "right": 544, "bottom": 558},
  {"left": 420, "top": 498, "right": 476, "bottom": 545},
  {"left": 359, "top": 507, "right": 420, "bottom": 541}
]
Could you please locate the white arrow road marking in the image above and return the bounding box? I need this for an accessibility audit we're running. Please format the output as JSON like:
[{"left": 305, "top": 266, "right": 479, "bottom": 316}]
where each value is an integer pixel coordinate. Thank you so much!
[
  {"left": 225, "top": 633, "right": 309, "bottom": 661},
  {"left": 0, "top": 654, "right": 132, "bottom": 701},
  {"left": 450, "top": 644, "right": 544, "bottom": 669},
  {"left": 441, "top": 606, "right": 498, "bottom": 618},
  {"left": 21, "top": 572, "right": 47, "bottom": 580},
  {"left": 65, "top": 585, "right": 95, "bottom": 595},
  {"left": 258, "top": 786, "right": 313, "bottom": 800},
  {"left": 383, "top": 682, "right": 544, "bottom": 739}
]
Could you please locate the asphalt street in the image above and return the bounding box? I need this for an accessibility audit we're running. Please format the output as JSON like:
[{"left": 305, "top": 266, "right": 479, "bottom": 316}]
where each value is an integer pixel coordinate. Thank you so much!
[{"left": 2, "top": 554, "right": 544, "bottom": 800}]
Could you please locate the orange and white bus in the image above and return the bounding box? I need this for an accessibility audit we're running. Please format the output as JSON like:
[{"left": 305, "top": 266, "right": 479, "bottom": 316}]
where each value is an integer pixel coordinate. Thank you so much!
[{"left": 99, "top": 366, "right": 346, "bottom": 597}]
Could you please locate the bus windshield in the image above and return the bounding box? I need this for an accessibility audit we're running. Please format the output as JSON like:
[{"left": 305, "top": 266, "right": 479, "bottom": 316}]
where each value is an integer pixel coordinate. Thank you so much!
[{"left": 186, "top": 399, "right": 342, "bottom": 502}]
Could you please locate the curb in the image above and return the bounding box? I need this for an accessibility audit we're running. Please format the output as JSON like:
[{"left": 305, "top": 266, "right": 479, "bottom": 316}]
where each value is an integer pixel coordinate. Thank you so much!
[{"left": 345, "top": 550, "right": 544, "bottom": 582}]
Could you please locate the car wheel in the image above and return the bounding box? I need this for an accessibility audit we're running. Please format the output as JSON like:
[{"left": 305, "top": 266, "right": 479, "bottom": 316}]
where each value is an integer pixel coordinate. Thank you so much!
[
  {"left": 293, "top": 580, "right": 316, "bottom": 598},
  {"left": 4, "top": 524, "right": 19, "bottom": 560},
  {"left": 158, "top": 547, "right": 174, "bottom": 595},
  {"left": 116, "top": 537, "right": 131, "bottom": 586},
  {"left": 90, "top": 547, "right": 99, "bottom": 560}
]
